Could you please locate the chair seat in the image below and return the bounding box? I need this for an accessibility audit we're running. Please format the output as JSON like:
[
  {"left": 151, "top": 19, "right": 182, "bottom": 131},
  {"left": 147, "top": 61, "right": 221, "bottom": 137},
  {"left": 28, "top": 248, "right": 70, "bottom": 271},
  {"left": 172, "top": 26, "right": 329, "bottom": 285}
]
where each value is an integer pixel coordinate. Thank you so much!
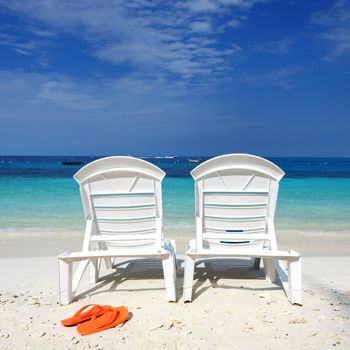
[
  {"left": 58, "top": 248, "right": 171, "bottom": 262},
  {"left": 186, "top": 248, "right": 300, "bottom": 261}
]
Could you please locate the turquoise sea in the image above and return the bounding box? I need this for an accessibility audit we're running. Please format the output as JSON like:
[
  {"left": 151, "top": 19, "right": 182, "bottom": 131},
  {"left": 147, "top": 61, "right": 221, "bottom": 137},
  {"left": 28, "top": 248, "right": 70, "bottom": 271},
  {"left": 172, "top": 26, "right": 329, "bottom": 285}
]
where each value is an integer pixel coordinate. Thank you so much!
[{"left": 0, "top": 156, "right": 350, "bottom": 233}]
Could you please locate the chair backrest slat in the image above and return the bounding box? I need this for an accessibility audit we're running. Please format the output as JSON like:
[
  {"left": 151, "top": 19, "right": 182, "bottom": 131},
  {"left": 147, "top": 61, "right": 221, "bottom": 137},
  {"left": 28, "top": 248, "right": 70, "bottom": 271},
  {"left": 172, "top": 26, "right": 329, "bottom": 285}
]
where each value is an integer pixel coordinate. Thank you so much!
[
  {"left": 74, "top": 157, "right": 165, "bottom": 250},
  {"left": 191, "top": 154, "right": 284, "bottom": 250}
]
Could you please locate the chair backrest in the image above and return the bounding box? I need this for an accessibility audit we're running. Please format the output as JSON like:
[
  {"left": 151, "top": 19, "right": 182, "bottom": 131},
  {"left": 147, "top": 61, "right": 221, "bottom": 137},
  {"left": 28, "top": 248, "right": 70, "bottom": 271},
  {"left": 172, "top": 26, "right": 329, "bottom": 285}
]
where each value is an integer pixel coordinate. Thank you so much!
[
  {"left": 190, "top": 154, "right": 285, "bottom": 251},
  {"left": 74, "top": 156, "right": 165, "bottom": 250}
]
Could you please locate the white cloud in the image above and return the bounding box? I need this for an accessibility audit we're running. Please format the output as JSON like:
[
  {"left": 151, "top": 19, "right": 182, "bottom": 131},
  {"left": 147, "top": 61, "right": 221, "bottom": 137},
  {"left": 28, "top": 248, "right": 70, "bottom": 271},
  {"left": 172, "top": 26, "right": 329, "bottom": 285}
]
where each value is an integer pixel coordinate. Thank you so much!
[
  {"left": 183, "top": 0, "right": 220, "bottom": 13},
  {"left": 311, "top": 0, "right": 350, "bottom": 61},
  {"left": 0, "top": 32, "right": 45, "bottom": 56},
  {"left": 0, "top": 0, "right": 267, "bottom": 84},
  {"left": 227, "top": 19, "right": 241, "bottom": 28},
  {"left": 0, "top": 71, "right": 43, "bottom": 94},
  {"left": 219, "top": 0, "right": 260, "bottom": 10},
  {"left": 30, "top": 29, "right": 56, "bottom": 38},
  {"left": 37, "top": 80, "right": 107, "bottom": 110},
  {"left": 0, "top": 70, "right": 202, "bottom": 112},
  {"left": 238, "top": 66, "right": 303, "bottom": 90},
  {"left": 0, "top": 71, "right": 110, "bottom": 110},
  {"left": 190, "top": 21, "right": 212, "bottom": 32},
  {"left": 254, "top": 38, "right": 294, "bottom": 55}
]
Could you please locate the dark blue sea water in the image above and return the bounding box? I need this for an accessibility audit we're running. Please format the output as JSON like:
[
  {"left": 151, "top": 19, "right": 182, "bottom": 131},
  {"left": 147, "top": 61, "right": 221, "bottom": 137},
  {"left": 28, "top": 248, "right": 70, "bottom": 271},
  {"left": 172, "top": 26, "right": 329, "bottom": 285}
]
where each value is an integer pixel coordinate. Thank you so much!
[{"left": 0, "top": 156, "right": 350, "bottom": 232}]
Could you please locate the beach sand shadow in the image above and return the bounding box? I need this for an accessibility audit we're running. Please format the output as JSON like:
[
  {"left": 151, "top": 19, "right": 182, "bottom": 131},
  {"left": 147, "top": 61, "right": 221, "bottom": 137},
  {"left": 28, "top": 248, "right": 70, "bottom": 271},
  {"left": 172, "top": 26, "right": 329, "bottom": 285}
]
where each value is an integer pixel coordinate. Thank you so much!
[
  {"left": 75, "top": 258, "right": 185, "bottom": 302},
  {"left": 184, "top": 258, "right": 283, "bottom": 302},
  {"left": 74, "top": 257, "right": 286, "bottom": 302}
]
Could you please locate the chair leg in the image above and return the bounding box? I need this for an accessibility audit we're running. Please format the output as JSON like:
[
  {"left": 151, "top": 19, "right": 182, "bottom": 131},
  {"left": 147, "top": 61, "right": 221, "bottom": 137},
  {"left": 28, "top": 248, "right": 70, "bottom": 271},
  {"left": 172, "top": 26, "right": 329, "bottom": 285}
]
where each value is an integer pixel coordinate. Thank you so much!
[
  {"left": 288, "top": 255, "right": 302, "bottom": 305},
  {"left": 252, "top": 258, "right": 261, "bottom": 270},
  {"left": 172, "top": 254, "right": 177, "bottom": 283},
  {"left": 58, "top": 259, "right": 73, "bottom": 305},
  {"left": 162, "top": 255, "right": 176, "bottom": 302},
  {"left": 170, "top": 239, "right": 178, "bottom": 270},
  {"left": 72, "top": 260, "right": 89, "bottom": 293},
  {"left": 104, "top": 258, "right": 113, "bottom": 269},
  {"left": 89, "top": 259, "right": 99, "bottom": 284},
  {"left": 183, "top": 255, "right": 195, "bottom": 302},
  {"left": 263, "top": 258, "right": 276, "bottom": 283}
]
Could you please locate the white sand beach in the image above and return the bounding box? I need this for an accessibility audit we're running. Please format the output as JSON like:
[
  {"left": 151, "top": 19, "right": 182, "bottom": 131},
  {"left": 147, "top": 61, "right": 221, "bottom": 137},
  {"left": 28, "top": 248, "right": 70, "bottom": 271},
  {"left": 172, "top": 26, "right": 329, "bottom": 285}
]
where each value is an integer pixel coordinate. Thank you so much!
[{"left": 0, "top": 231, "right": 349, "bottom": 350}]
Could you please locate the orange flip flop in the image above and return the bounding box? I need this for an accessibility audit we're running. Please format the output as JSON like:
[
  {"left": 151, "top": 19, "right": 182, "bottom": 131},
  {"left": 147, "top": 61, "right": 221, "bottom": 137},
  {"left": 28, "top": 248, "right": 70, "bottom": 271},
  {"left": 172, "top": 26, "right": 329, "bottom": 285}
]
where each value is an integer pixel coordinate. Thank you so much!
[
  {"left": 61, "top": 304, "right": 105, "bottom": 327},
  {"left": 77, "top": 306, "right": 129, "bottom": 336}
]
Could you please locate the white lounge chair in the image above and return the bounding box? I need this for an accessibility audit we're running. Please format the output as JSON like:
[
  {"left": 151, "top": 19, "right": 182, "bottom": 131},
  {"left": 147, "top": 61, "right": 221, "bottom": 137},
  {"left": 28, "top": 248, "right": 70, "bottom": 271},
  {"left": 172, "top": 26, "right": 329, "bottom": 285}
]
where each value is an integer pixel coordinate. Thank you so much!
[
  {"left": 58, "top": 156, "right": 176, "bottom": 304},
  {"left": 183, "top": 154, "right": 302, "bottom": 305}
]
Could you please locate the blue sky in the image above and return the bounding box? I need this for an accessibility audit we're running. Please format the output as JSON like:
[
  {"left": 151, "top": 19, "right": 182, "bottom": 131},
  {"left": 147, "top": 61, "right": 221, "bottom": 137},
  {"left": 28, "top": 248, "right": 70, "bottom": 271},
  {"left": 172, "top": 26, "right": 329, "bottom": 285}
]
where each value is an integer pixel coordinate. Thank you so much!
[{"left": 0, "top": 0, "right": 349, "bottom": 156}]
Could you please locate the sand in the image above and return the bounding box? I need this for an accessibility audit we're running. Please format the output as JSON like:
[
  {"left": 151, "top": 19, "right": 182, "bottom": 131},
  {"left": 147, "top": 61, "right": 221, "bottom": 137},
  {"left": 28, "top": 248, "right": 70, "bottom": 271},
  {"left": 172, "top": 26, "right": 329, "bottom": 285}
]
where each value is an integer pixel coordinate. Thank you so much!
[{"left": 0, "top": 231, "right": 349, "bottom": 349}]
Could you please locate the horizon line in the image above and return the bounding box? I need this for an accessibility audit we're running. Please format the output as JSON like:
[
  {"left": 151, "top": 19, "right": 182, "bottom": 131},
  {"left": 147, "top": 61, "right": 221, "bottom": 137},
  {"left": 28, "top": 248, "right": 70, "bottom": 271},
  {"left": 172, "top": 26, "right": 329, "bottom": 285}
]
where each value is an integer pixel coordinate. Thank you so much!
[{"left": 1, "top": 154, "right": 350, "bottom": 159}]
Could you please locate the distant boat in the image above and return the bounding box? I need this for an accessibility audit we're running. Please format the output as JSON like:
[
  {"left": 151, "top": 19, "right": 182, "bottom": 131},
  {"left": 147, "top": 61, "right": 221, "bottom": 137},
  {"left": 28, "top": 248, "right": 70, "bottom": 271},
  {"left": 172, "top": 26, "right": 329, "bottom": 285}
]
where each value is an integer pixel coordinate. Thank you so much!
[
  {"left": 188, "top": 159, "right": 201, "bottom": 163},
  {"left": 155, "top": 155, "right": 178, "bottom": 159},
  {"left": 61, "top": 161, "right": 84, "bottom": 166}
]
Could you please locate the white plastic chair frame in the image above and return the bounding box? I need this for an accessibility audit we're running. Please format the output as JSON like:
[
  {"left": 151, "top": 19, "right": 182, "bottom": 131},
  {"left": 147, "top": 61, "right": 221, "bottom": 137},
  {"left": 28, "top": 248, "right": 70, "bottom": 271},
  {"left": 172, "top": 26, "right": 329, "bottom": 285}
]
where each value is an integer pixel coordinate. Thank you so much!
[
  {"left": 183, "top": 154, "right": 302, "bottom": 305},
  {"left": 58, "top": 156, "right": 176, "bottom": 304}
]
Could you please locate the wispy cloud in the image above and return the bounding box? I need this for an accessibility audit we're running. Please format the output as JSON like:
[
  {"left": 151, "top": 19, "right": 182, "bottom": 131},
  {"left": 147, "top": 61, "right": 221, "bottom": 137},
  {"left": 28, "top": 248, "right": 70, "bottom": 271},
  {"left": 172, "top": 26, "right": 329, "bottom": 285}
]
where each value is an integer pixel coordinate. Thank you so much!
[
  {"left": 254, "top": 38, "right": 294, "bottom": 55},
  {"left": 0, "top": 71, "right": 107, "bottom": 110},
  {"left": 0, "top": 32, "right": 45, "bottom": 56},
  {"left": 191, "top": 21, "right": 212, "bottom": 33},
  {"left": 37, "top": 80, "right": 108, "bottom": 110},
  {"left": 0, "top": 69, "right": 212, "bottom": 111},
  {"left": 311, "top": 0, "right": 350, "bottom": 61},
  {"left": 183, "top": 0, "right": 220, "bottom": 13},
  {"left": 227, "top": 19, "right": 242, "bottom": 28},
  {"left": 238, "top": 66, "right": 303, "bottom": 90},
  {"left": 30, "top": 28, "right": 56, "bottom": 38},
  {"left": 0, "top": 0, "right": 269, "bottom": 86},
  {"left": 0, "top": 69, "right": 260, "bottom": 150}
]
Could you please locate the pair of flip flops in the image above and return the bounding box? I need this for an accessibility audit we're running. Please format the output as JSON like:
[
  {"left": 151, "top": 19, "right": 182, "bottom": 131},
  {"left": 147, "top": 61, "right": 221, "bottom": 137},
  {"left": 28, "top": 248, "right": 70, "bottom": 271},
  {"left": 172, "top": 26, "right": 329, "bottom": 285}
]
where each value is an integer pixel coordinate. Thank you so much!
[{"left": 61, "top": 304, "right": 128, "bottom": 335}]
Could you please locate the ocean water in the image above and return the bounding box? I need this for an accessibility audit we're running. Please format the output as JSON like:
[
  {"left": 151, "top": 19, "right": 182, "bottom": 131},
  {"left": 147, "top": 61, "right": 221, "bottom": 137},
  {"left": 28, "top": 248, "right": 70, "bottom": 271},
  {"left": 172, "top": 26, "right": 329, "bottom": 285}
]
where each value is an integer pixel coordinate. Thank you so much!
[{"left": 0, "top": 156, "right": 349, "bottom": 233}]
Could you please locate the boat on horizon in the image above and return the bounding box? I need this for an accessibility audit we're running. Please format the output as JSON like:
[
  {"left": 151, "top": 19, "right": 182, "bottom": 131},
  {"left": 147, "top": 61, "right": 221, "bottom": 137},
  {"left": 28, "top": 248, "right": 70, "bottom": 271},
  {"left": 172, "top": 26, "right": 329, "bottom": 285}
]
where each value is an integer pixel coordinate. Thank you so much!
[
  {"left": 155, "top": 155, "right": 178, "bottom": 159},
  {"left": 61, "top": 161, "right": 85, "bottom": 166}
]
